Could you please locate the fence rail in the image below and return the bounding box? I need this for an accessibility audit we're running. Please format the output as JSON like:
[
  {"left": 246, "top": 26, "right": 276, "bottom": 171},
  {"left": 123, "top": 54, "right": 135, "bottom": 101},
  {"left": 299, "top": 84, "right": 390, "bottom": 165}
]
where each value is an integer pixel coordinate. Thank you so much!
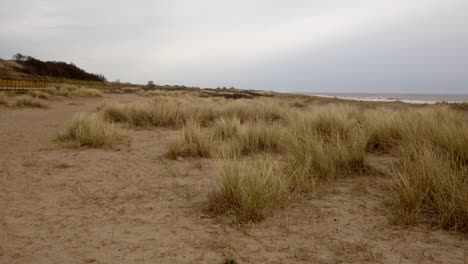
[
  {"left": 0, "top": 77, "right": 114, "bottom": 92},
  {"left": 0, "top": 79, "right": 49, "bottom": 90}
]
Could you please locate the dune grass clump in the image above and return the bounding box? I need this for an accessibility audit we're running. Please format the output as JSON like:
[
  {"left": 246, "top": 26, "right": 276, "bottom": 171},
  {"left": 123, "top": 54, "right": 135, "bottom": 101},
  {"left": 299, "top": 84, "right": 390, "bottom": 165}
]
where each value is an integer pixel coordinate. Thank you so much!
[
  {"left": 450, "top": 102, "right": 468, "bottom": 111},
  {"left": 285, "top": 130, "right": 368, "bottom": 191},
  {"left": 399, "top": 107, "right": 468, "bottom": 164},
  {"left": 235, "top": 121, "right": 283, "bottom": 155},
  {"left": 183, "top": 103, "right": 221, "bottom": 126},
  {"left": 57, "top": 114, "right": 122, "bottom": 148},
  {"left": 209, "top": 158, "right": 289, "bottom": 223},
  {"left": 28, "top": 90, "right": 50, "bottom": 100},
  {"left": 387, "top": 107, "right": 468, "bottom": 231},
  {"left": 211, "top": 120, "right": 283, "bottom": 157},
  {"left": 44, "top": 85, "right": 103, "bottom": 98},
  {"left": 221, "top": 100, "right": 284, "bottom": 122},
  {"left": 389, "top": 143, "right": 468, "bottom": 231},
  {"left": 212, "top": 116, "right": 242, "bottom": 140},
  {"left": 0, "top": 92, "right": 8, "bottom": 106},
  {"left": 283, "top": 109, "right": 368, "bottom": 191},
  {"left": 309, "top": 106, "right": 357, "bottom": 140},
  {"left": 167, "top": 122, "right": 214, "bottom": 158},
  {"left": 361, "top": 109, "right": 403, "bottom": 152},
  {"left": 103, "top": 100, "right": 184, "bottom": 128},
  {"left": 69, "top": 87, "right": 103, "bottom": 97},
  {"left": 14, "top": 96, "right": 48, "bottom": 108},
  {"left": 103, "top": 103, "right": 156, "bottom": 127}
]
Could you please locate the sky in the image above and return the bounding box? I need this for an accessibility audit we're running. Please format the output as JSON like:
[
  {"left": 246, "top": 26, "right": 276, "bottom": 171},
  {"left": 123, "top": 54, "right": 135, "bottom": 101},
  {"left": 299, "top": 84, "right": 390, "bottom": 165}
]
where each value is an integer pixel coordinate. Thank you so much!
[{"left": 1, "top": 0, "right": 467, "bottom": 93}]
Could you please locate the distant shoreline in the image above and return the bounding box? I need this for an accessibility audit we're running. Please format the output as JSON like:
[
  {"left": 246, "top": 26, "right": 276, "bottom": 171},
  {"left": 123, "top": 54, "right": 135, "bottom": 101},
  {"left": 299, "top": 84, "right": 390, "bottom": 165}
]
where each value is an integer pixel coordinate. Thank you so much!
[{"left": 303, "top": 93, "right": 468, "bottom": 104}]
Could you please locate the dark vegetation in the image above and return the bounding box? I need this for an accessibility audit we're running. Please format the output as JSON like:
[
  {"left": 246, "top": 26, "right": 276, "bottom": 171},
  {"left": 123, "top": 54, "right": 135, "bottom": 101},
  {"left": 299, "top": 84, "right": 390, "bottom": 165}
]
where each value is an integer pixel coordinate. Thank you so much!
[{"left": 5, "top": 53, "right": 106, "bottom": 82}]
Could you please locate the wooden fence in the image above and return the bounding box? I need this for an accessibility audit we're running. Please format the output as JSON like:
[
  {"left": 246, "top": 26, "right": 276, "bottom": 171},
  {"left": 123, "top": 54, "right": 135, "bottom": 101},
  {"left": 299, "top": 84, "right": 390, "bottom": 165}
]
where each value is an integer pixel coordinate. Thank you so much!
[
  {"left": 0, "top": 77, "right": 110, "bottom": 92},
  {"left": 0, "top": 79, "right": 48, "bottom": 90}
]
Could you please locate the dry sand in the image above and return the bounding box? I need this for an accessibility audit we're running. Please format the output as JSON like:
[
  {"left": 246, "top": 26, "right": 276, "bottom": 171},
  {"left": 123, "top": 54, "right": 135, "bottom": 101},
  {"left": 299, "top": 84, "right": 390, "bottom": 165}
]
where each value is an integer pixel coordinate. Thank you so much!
[{"left": 0, "top": 94, "right": 467, "bottom": 264}]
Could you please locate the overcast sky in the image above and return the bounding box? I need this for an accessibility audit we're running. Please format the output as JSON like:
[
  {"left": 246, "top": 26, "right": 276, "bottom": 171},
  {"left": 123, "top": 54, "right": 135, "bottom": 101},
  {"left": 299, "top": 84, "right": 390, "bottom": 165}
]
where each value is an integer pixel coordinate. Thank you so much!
[{"left": 1, "top": 0, "right": 467, "bottom": 93}]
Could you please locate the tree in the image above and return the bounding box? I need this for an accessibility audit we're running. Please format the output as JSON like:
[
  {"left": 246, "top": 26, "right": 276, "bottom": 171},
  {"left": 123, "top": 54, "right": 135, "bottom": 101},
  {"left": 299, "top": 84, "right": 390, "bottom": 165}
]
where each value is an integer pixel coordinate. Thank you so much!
[{"left": 12, "top": 53, "right": 26, "bottom": 61}]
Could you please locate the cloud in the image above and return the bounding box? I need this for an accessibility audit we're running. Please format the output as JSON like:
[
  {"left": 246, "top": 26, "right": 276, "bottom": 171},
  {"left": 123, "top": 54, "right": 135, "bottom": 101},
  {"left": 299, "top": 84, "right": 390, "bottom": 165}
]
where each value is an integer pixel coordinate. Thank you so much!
[{"left": 0, "top": 0, "right": 467, "bottom": 93}]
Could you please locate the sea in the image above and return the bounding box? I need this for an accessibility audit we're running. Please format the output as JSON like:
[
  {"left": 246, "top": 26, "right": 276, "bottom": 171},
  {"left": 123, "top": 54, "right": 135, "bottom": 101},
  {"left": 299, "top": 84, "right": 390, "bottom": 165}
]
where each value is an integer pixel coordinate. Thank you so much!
[{"left": 305, "top": 93, "right": 468, "bottom": 104}]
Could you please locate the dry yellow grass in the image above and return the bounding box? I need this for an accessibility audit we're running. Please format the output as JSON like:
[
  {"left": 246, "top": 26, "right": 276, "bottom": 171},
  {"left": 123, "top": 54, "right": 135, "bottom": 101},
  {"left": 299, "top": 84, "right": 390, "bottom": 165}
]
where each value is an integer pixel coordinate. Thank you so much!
[
  {"left": 57, "top": 113, "right": 122, "bottom": 148},
  {"left": 360, "top": 108, "right": 403, "bottom": 152},
  {"left": 103, "top": 100, "right": 185, "bottom": 128},
  {"left": 14, "top": 96, "right": 48, "bottom": 108},
  {"left": 389, "top": 143, "right": 468, "bottom": 231},
  {"left": 94, "top": 89, "right": 468, "bottom": 230},
  {"left": 69, "top": 87, "right": 103, "bottom": 97},
  {"left": 209, "top": 157, "right": 289, "bottom": 223},
  {"left": 0, "top": 92, "right": 8, "bottom": 106},
  {"left": 386, "top": 107, "right": 468, "bottom": 231},
  {"left": 284, "top": 129, "right": 368, "bottom": 191},
  {"left": 399, "top": 107, "right": 468, "bottom": 164},
  {"left": 235, "top": 121, "right": 284, "bottom": 155},
  {"left": 220, "top": 101, "right": 283, "bottom": 122},
  {"left": 44, "top": 85, "right": 103, "bottom": 98},
  {"left": 212, "top": 116, "right": 242, "bottom": 140},
  {"left": 167, "top": 122, "right": 214, "bottom": 158},
  {"left": 28, "top": 90, "right": 50, "bottom": 100}
]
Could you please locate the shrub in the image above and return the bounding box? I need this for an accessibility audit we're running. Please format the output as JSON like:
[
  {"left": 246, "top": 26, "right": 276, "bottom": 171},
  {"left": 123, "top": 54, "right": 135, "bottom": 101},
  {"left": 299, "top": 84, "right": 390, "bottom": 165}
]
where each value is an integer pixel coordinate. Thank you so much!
[
  {"left": 209, "top": 157, "right": 289, "bottom": 223},
  {"left": 57, "top": 114, "right": 122, "bottom": 148}
]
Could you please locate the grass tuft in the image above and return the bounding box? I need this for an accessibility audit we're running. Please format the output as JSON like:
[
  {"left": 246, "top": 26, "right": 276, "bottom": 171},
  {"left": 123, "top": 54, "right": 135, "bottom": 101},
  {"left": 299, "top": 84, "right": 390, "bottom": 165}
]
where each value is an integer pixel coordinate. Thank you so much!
[
  {"left": 235, "top": 121, "right": 283, "bottom": 155},
  {"left": 389, "top": 143, "right": 468, "bottom": 231},
  {"left": 28, "top": 90, "right": 50, "bottom": 99},
  {"left": 14, "top": 96, "right": 48, "bottom": 108},
  {"left": 57, "top": 113, "right": 122, "bottom": 148},
  {"left": 103, "top": 100, "right": 184, "bottom": 128},
  {"left": 212, "top": 116, "right": 241, "bottom": 140},
  {"left": 361, "top": 109, "right": 403, "bottom": 152},
  {"left": 167, "top": 122, "right": 214, "bottom": 158},
  {"left": 69, "top": 87, "right": 103, "bottom": 97},
  {"left": 0, "top": 92, "right": 8, "bottom": 106},
  {"left": 209, "top": 157, "right": 289, "bottom": 223}
]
